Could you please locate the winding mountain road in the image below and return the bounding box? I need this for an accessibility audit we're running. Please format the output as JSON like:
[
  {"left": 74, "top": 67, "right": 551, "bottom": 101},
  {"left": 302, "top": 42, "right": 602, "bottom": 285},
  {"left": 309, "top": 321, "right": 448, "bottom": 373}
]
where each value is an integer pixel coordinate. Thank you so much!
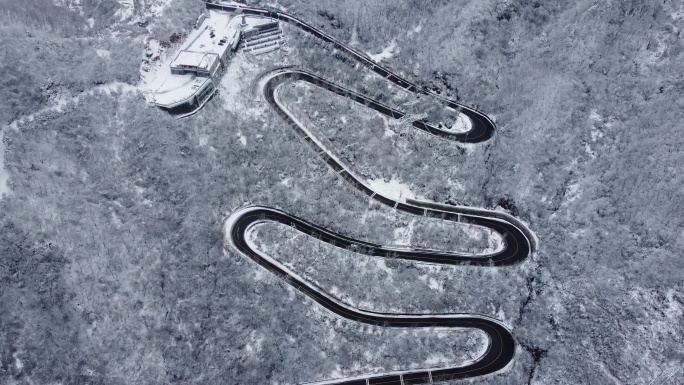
[{"left": 212, "top": 2, "right": 536, "bottom": 384}]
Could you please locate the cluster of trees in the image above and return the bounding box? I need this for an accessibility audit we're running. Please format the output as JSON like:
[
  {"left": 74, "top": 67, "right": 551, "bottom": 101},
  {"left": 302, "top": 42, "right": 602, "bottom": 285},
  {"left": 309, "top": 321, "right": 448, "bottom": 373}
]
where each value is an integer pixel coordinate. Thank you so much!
[
  {"left": 278, "top": 80, "right": 483, "bottom": 207},
  {"left": 149, "top": 0, "right": 205, "bottom": 42},
  {"left": 254, "top": 220, "right": 526, "bottom": 320},
  {"left": 250, "top": 222, "right": 489, "bottom": 380},
  {"left": 0, "top": 1, "right": 141, "bottom": 126},
  {"left": 3, "top": 0, "right": 684, "bottom": 384},
  {"left": 264, "top": 0, "right": 684, "bottom": 383},
  {"left": 0, "top": 0, "right": 84, "bottom": 34}
]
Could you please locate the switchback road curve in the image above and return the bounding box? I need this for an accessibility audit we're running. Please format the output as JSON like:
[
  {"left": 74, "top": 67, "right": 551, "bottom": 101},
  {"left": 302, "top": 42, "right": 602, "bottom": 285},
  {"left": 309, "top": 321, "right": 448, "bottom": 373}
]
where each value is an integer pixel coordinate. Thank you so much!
[
  {"left": 213, "top": 2, "right": 536, "bottom": 384},
  {"left": 207, "top": 1, "right": 495, "bottom": 144}
]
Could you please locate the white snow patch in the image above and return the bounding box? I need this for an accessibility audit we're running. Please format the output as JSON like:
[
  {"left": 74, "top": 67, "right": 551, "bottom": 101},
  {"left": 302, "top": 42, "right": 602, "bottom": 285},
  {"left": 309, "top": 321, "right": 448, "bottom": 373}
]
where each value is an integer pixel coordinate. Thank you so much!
[
  {"left": 243, "top": 332, "right": 265, "bottom": 356},
  {"left": 424, "top": 352, "right": 449, "bottom": 366},
  {"left": 634, "top": 30, "right": 670, "bottom": 69},
  {"left": 349, "top": 25, "right": 359, "bottom": 46},
  {"left": 95, "top": 82, "right": 139, "bottom": 95},
  {"left": 427, "top": 277, "right": 443, "bottom": 292},
  {"left": 445, "top": 113, "right": 472, "bottom": 133},
  {"left": 115, "top": 0, "right": 135, "bottom": 21},
  {"left": 149, "top": 0, "right": 173, "bottom": 17},
  {"left": 383, "top": 123, "right": 397, "bottom": 138},
  {"left": 463, "top": 224, "right": 505, "bottom": 254},
  {"left": 53, "top": 0, "right": 83, "bottom": 15},
  {"left": 590, "top": 129, "right": 603, "bottom": 141},
  {"left": 146, "top": 39, "right": 161, "bottom": 61},
  {"left": 374, "top": 259, "right": 394, "bottom": 278},
  {"left": 584, "top": 143, "right": 596, "bottom": 159},
  {"left": 367, "top": 177, "right": 415, "bottom": 201},
  {"left": 564, "top": 181, "right": 582, "bottom": 203},
  {"left": 589, "top": 108, "right": 616, "bottom": 141},
  {"left": 589, "top": 109, "right": 602, "bottom": 122},
  {"left": 446, "top": 178, "right": 465, "bottom": 193},
  {"left": 13, "top": 352, "right": 23, "bottom": 371},
  {"left": 664, "top": 289, "right": 683, "bottom": 320},
  {"left": 406, "top": 22, "right": 423, "bottom": 38},
  {"left": 96, "top": 49, "right": 110, "bottom": 58},
  {"left": 238, "top": 132, "right": 247, "bottom": 146},
  {"left": 138, "top": 39, "right": 165, "bottom": 91},
  {"left": 589, "top": 109, "right": 605, "bottom": 141},
  {"left": 367, "top": 40, "right": 398, "bottom": 63},
  {"left": 86, "top": 18, "right": 95, "bottom": 28},
  {"left": 673, "top": 7, "right": 684, "bottom": 21},
  {"left": 219, "top": 53, "right": 262, "bottom": 117}
]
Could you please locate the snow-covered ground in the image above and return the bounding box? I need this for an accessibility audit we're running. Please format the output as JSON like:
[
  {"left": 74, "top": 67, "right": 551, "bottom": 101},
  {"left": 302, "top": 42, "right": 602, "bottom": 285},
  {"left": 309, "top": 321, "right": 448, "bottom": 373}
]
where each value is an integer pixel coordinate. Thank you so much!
[
  {"left": 366, "top": 177, "right": 416, "bottom": 201},
  {"left": 407, "top": 23, "right": 423, "bottom": 38},
  {"left": 464, "top": 225, "right": 505, "bottom": 255},
  {"left": 393, "top": 219, "right": 416, "bottom": 246},
  {"left": 218, "top": 53, "right": 262, "bottom": 117},
  {"left": 115, "top": 0, "right": 135, "bottom": 20},
  {"left": 367, "top": 40, "right": 398, "bottom": 63},
  {"left": 138, "top": 38, "right": 170, "bottom": 97},
  {"left": 52, "top": 0, "right": 83, "bottom": 14},
  {"left": 7, "top": 82, "right": 138, "bottom": 132},
  {"left": 54, "top": 0, "right": 173, "bottom": 24},
  {"left": 447, "top": 113, "right": 472, "bottom": 133},
  {"left": 237, "top": 131, "right": 247, "bottom": 146},
  {"left": 563, "top": 181, "right": 582, "bottom": 204},
  {"left": 141, "top": 12, "right": 281, "bottom": 111},
  {"left": 0, "top": 81, "right": 138, "bottom": 201}
]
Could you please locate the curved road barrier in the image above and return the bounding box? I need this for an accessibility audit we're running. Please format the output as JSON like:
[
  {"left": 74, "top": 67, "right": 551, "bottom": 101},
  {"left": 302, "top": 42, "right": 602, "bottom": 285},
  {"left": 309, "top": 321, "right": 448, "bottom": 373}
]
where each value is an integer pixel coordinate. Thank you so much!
[
  {"left": 225, "top": 206, "right": 519, "bottom": 385},
  {"left": 208, "top": 1, "right": 495, "bottom": 144},
  {"left": 212, "top": 2, "right": 536, "bottom": 383}
]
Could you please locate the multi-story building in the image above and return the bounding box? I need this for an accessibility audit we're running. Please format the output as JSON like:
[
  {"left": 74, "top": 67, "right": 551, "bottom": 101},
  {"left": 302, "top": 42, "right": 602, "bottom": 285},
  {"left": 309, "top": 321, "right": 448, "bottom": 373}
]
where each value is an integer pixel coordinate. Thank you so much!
[{"left": 153, "top": 10, "right": 241, "bottom": 117}]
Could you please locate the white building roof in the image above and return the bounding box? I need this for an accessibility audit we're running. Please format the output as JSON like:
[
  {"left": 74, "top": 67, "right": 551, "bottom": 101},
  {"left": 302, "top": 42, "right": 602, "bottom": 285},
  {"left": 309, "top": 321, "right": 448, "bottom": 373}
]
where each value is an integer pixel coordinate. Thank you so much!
[
  {"left": 147, "top": 10, "right": 254, "bottom": 109},
  {"left": 243, "top": 17, "right": 278, "bottom": 29},
  {"left": 170, "top": 10, "right": 242, "bottom": 70},
  {"left": 153, "top": 76, "right": 212, "bottom": 107},
  {"left": 171, "top": 51, "right": 218, "bottom": 70}
]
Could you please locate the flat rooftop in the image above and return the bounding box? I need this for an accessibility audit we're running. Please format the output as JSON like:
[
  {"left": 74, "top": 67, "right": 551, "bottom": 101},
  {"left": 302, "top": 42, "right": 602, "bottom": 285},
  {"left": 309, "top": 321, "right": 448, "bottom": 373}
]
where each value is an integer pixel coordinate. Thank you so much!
[
  {"left": 171, "top": 10, "right": 241, "bottom": 69},
  {"left": 148, "top": 11, "right": 280, "bottom": 109},
  {"left": 243, "top": 17, "right": 278, "bottom": 29},
  {"left": 172, "top": 51, "right": 218, "bottom": 70}
]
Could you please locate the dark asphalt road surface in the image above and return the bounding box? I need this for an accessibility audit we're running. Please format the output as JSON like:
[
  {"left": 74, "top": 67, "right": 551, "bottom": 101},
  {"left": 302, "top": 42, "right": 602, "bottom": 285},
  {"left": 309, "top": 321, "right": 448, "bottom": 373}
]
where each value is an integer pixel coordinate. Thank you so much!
[
  {"left": 208, "top": 2, "right": 495, "bottom": 144},
  {"left": 211, "top": 2, "right": 534, "bottom": 384},
  {"left": 228, "top": 206, "right": 520, "bottom": 385}
]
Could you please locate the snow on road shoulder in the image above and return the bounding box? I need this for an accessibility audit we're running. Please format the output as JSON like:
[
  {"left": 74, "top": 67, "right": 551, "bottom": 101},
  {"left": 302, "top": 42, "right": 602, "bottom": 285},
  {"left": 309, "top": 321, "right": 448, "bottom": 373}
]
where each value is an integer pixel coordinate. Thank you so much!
[
  {"left": 448, "top": 113, "right": 472, "bottom": 133},
  {"left": 367, "top": 177, "right": 416, "bottom": 201},
  {"left": 367, "top": 40, "right": 398, "bottom": 63}
]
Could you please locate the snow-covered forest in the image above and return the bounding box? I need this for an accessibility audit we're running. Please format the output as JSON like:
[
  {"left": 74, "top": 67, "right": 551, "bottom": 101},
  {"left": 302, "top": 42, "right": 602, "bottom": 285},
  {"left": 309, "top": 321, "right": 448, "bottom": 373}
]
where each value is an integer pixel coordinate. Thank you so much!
[{"left": 1, "top": 0, "right": 683, "bottom": 384}]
